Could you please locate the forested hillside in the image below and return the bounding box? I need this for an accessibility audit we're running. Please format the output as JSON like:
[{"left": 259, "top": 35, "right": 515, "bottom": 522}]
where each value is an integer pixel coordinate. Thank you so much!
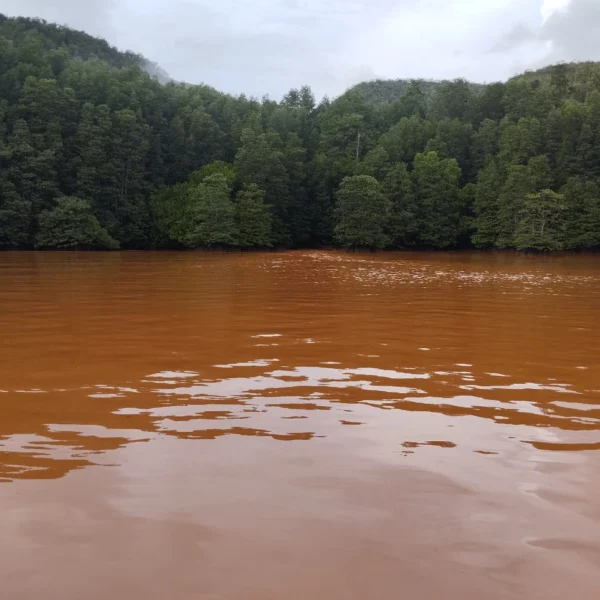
[
  {"left": 345, "top": 79, "right": 484, "bottom": 104},
  {"left": 1, "top": 14, "right": 600, "bottom": 251}
]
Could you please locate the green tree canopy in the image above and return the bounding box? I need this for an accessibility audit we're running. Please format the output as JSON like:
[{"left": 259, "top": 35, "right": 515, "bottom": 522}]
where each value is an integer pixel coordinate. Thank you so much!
[
  {"left": 382, "top": 163, "right": 417, "bottom": 247},
  {"left": 333, "top": 175, "right": 391, "bottom": 249},
  {"left": 35, "top": 196, "right": 119, "bottom": 249},
  {"left": 411, "top": 151, "right": 462, "bottom": 248},
  {"left": 514, "top": 190, "right": 566, "bottom": 251},
  {"left": 561, "top": 177, "right": 600, "bottom": 250},
  {"left": 236, "top": 184, "right": 272, "bottom": 248},
  {"left": 186, "top": 174, "right": 237, "bottom": 248},
  {"left": 189, "top": 161, "right": 237, "bottom": 187},
  {"left": 1, "top": 14, "right": 600, "bottom": 252}
]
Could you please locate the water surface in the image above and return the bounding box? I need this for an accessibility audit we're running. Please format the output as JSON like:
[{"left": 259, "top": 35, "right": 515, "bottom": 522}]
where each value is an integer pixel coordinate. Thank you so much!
[{"left": 1, "top": 251, "right": 599, "bottom": 599}]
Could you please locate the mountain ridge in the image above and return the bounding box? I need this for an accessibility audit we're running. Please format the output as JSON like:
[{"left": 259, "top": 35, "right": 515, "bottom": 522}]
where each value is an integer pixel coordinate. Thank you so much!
[{"left": 4, "top": 13, "right": 599, "bottom": 102}]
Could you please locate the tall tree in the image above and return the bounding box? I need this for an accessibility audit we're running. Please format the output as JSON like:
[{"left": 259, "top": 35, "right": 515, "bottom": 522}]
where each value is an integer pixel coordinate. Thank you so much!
[
  {"left": 356, "top": 145, "right": 391, "bottom": 181},
  {"left": 495, "top": 164, "right": 539, "bottom": 248},
  {"left": 411, "top": 152, "right": 462, "bottom": 248},
  {"left": 35, "top": 197, "right": 119, "bottom": 249},
  {"left": 382, "top": 163, "right": 417, "bottom": 247},
  {"left": 333, "top": 175, "right": 391, "bottom": 249},
  {"left": 380, "top": 116, "right": 434, "bottom": 165},
  {"left": 562, "top": 177, "right": 600, "bottom": 250},
  {"left": 235, "top": 127, "right": 291, "bottom": 246},
  {"left": 514, "top": 190, "right": 566, "bottom": 251},
  {"left": 236, "top": 184, "right": 272, "bottom": 248},
  {"left": 187, "top": 174, "right": 237, "bottom": 248},
  {"left": 472, "top": 160, "right": 504, "bottom": 248},
  {"left": 0, "top": 180, "right": 31, "bottom": 247}
]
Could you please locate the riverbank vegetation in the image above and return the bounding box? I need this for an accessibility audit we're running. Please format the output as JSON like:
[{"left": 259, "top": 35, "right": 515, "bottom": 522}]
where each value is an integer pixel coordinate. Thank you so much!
[{"left": 1, "top": 15, "right": 600, "bottom": 251}]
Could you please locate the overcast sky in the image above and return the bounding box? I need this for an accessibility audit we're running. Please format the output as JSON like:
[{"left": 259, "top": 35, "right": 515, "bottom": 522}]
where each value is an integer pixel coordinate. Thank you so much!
[{"left": 1, "top": 0, "right": 599, "bottom": 99}]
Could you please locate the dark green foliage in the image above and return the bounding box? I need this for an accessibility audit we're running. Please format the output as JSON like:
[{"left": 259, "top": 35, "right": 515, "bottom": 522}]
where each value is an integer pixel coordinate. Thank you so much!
[
  {"left": 472, "top": 161, "right": 504, "bottom": 248},
  {"left": 235, "top": 127, "right": 291, "bottom": 246},
  {"left": 389, "top": 81, "right": 427, "bottom": 121},
  {"left": 186, "top": 174, "right": 237, "bottom": 248},
  {"left": 428, "top": 79, "right": 477, "bottom": 122},
  {"left": 458, "top": 183, "right": 477, "bottom": 247},
  {"left": 561, "top": 177, "right": 600, "bottom": 249},
  {"left": 345, "top": 78, "right": 484, "bottom": 105},
  {"left": 356, "top": 146, "right": 391, "bottom": 181},
  {"left": 0, "top": 16, "right": 145, "bottom": 70},
  {"left": 1, "top": 13, "right": 600, "bottom": 252},
  {"left": 35, "top": 197, "right": 118, "bottom": 249},
  {"left": 236, "top": 184, "right": 273, "bottom": 247},
  {"left": 495, "top": 163, "right": 539, "bottom": 248},
  {"left": 149, "top": 183, "right": 192, "bottom": 248},
  {"left": 190, "top": 161, "right": 237, "bottom": 187},
  {"left": 471, "top": 119, "right": 500, "bottom": 175},
  {"left": 382, "top": 163, "right": 417, "bottom": 247},
  {"left": 0, "top": 185, "right": 31, "bottom": 247},
  {"left": 411, "top": 152, "right": 462, "bottom": 249},
  {"left": 149, "top": 166, "right": 271, "bottom": 249},
  {"left": 380, "top": 116, "right": 434, "bottom": 165},
  {"left": 333, "top": 176, "right": 391, "bottom": 249},
  {"left": 514, "top": 190, "right": 566, "bottom": 252}
]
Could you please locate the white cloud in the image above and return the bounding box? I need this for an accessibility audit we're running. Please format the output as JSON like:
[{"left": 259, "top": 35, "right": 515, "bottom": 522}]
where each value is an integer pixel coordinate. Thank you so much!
[
  {"left": 0, "top": 0, "right": 598, "bottom": 98},
  {"left": 0, "top": 0, "right": 117, "bottom": 38},
  {"left": 489, "top": 0, "right": 600, "bottom": 71},
  {"left": 541, "top": 0, "right": 571, "bottom": 21}
]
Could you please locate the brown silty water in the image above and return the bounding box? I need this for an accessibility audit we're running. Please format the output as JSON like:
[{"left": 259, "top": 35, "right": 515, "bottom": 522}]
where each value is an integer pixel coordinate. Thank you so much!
[{"left": 1, "top": 250, "right": 599, "bottom": 599}]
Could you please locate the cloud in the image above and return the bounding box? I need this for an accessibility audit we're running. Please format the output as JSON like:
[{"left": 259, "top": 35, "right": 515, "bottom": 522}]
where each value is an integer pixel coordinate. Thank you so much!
[
  {"left": 486, "top": 1, "right": 600, "bottom": 72},
  {"left": 541, "top": 0, "right": 571, "bottom": 21},
  {"left": 107, "top": 0, "right": 400, "bottom": 98},
  {"left": 0, "top": 0, "right": 117, "bottom": 38},
  {"left": 490, "top": 24, "right": 537, "bottom": 54},
  {"left": 1, "top": 0, "right": 599, "bottom": 98},
  {"left": 541, "top": 0, "right": 600, "bottom": 62}
]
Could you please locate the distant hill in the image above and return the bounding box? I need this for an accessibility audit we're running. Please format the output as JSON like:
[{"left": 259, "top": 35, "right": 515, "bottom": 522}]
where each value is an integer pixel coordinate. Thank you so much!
[
  {"left": 344, "top": 78, "right": 486, "bottom": 104},
  {"left": 513, "top": 61, "right": 600, "bottom": 83},
  {"left": 342, "top": 62, "right": 600, "bottom": 106},
  {"left": 508, "top": 61, "right": 600, "bottom": 102},
  {"left": 0, "top": 13, "right": 169, "bottom": 80}
]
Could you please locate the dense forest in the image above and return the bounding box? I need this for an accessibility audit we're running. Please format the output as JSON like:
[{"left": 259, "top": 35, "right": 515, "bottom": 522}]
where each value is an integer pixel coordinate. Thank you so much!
[{"left": 1, "top": 14, "right": 600, "bottom": 251}]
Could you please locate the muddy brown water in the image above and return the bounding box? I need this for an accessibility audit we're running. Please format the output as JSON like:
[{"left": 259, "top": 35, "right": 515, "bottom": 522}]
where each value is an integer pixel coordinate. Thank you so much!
[{"left": 1, "top": 251, "right": 599, "bottom": 599}]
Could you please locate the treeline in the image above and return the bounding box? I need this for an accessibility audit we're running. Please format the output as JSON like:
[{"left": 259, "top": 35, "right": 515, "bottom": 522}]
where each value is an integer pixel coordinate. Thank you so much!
[{"left": 1, "top": 15, "right": 600, "bottom": 251}]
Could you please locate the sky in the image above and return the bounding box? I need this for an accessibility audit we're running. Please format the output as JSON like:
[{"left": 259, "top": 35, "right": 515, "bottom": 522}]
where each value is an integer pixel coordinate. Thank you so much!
[{"left": 1, "top": 0, "right": 599, "bottom": 99}]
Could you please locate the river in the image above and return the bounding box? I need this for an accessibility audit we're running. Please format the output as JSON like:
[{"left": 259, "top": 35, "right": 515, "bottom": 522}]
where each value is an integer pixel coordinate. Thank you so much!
[{"left": 1, "top": 251, "right": 599, "bottom": 599}]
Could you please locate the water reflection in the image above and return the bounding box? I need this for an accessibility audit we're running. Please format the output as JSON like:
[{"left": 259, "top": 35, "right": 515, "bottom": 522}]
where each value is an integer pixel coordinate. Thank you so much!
[{"left": 2, "top": 355, "right": 599, "bottom": 482}]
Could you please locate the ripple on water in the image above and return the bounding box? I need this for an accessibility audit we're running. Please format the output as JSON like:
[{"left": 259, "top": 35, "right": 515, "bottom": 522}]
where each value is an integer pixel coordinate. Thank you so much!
[
  {"left": 1, "top": 251, "right": 600, "bottom": 599},
  {"left": 2, "top": 358, "right": 599, "bottom": 482}
]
